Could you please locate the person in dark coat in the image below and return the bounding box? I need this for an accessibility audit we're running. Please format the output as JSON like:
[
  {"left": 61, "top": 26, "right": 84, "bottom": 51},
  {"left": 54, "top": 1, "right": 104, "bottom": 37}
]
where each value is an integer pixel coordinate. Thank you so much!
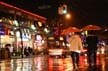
[
  {"left": 5, "top": 44, "right": 11, "bottom": 59},
  {"left": 86, "top": 31, "right": 99, "bottom": 67},
  {"left": 28, "top": 47, "right": 33, "bottom": 55},
  {"left": 24, "top": 47, "right": 29, "bottom": 56}
]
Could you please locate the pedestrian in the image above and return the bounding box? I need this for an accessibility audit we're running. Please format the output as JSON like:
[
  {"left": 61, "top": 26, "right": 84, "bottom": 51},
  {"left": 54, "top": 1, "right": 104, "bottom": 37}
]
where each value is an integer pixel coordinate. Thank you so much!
[
  {"left": 24, "top": 47, "right": 29, "bottom": 56},
  {"left": 9, "top": 45, "right": 14, "bottom": 56},
  {"left": 5, "top": 44, "right": 11, "bottom": 59},
  {"left": 68, "top": 32, "right": 83, "bottom": 69},
  {"left": 28, "top": 47, "right": 33, "bottom": 55},
  {"left": 86, "top": 31, "right": 99, "bottom": 67}
]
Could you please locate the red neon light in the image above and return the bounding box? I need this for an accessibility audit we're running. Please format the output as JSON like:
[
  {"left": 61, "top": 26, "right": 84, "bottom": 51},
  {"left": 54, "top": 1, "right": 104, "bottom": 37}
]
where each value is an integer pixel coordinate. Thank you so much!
[{"left": 0, "top": 2, "right": 46, "bottom": 21}]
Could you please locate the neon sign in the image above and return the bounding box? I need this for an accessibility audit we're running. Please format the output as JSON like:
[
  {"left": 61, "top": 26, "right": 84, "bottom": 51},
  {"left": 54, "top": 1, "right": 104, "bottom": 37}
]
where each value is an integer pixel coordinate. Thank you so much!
[{"left": 0, "top": 30, "right": 5, "bottom": 34}]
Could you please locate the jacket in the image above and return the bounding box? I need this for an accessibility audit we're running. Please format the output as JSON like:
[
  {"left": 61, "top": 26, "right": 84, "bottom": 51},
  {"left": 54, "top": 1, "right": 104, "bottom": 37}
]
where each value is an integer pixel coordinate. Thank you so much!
[
  {"left": 68, "top": 34, "right": 83, "bottom": 53},
  {"left": 86, "top": 35, "right": 98, "bottom": 51}
]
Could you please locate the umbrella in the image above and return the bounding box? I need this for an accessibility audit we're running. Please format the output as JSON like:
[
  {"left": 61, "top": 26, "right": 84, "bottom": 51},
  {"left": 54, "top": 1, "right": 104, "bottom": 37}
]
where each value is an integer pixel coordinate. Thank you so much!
[
  {"left": 61, "top": 27, "right": 81, "bottom": 35},
  {"left": 81, "top": 25, "right": 102, "bottom": 31},
  {"left": 99, "top": 27, "right": 108, "bottom": 39}
]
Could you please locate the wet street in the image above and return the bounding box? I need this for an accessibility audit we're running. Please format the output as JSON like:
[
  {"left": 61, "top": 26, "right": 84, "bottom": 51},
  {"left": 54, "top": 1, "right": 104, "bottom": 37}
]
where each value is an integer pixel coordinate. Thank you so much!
[{"left": 0, "top": 55, "right": 108, "bottom": 71}]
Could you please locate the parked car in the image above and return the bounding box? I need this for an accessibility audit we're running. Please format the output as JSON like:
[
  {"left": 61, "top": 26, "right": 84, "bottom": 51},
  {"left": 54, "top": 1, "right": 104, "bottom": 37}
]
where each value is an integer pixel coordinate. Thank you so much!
[{"left": 48, "top": 46, "right": 69, "bottom": 58}]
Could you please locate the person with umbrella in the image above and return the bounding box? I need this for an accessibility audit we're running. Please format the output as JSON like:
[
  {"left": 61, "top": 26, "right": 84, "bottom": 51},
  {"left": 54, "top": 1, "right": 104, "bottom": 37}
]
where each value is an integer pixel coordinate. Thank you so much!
[
  {"left": 81, "top": 24, "right": 101, "bottom": 69},
  {"left": 86, "top": 31, "right": 99, "bottom": 67},
  {"left": 68, "top": 32, "right": 83, "bottom": 70}
]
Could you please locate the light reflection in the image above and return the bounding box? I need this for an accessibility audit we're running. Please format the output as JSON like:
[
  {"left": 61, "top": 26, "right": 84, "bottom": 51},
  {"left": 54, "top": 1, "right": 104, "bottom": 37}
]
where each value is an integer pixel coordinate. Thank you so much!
[
  {"left": 48, "top": 58, "right": 64, "bottom": 71},
  {"left": 48, "top": 57, "right": 73, "bottom": 71},
  {"left": 101, "top": 58, "right": 106, "bottom": 71},
  {"left": 0, "top": 55, "right": 108, "bottom": 71}
]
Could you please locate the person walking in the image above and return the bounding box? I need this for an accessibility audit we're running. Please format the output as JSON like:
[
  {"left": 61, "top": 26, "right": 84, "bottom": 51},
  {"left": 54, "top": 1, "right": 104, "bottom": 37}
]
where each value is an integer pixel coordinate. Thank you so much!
[
  {"left": 5, "top": 44, "right": 11, "bottom": 59},
  {"left": 86, "top": 31, "right": 99, "bottom": 67},
  {"left": 68, "top": 32, "right": 83, "bottom": 69}
]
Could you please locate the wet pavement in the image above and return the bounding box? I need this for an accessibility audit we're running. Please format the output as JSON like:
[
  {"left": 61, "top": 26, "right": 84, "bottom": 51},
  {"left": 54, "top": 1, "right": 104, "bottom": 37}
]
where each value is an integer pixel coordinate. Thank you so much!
[{"left": 0, "top": 54, "right": 108, "bottom": 71}]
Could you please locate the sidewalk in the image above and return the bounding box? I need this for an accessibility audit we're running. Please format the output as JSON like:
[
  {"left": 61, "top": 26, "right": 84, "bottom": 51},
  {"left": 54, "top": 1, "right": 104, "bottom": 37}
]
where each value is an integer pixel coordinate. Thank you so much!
[
  {"left": 11, "top": 53, "right": 46, "bottom": 59},
  {"left": 11, "top": 55, "right": 37, "bottom": 59}
]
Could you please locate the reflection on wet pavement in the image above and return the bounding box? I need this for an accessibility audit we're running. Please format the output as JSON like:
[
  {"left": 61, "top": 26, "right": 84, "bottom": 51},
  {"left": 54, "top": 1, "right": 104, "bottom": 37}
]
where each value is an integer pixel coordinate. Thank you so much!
[
  {"left": 0, "top": 55, "right": 108, "bottom": 71},
  {"left": 0, "top": 56, "right": 49, "bottom": 71}
]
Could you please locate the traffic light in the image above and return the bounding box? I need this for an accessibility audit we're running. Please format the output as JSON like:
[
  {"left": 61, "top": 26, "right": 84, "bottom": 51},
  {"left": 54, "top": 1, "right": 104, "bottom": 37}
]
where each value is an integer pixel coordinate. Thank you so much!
[
  {"left": 58, "top": 4, "right": 67, "bottom": 15},
  {"left": 62, "top": 4, "right": 67, "bottom": 14}
]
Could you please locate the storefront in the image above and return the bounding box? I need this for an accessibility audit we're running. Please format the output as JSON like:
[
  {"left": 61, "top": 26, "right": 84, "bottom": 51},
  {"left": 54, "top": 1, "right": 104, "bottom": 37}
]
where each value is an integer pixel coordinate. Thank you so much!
[
  {"left": 0, "top": 2, "right": 46, "bottom": 57},
  {"left": 16, "top": 29, "right": 32, "bottom": 48},
  {"left": 34, "top": 34, "right": 47, "bottom": 54}
]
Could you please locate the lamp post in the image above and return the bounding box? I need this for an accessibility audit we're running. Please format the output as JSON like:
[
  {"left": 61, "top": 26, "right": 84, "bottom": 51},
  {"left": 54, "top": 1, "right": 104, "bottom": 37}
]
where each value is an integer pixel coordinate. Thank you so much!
[
  {"left": 19, "top": 28, "right": 24, "bottom": 58},
  {"left": 14, "top": 27, "right": 23, "bottom": 57},
  {"left": 0, "top": 32, "right": 1, "bottom": 60},
  {"left": 55, "top": 4, "right": 71, "bottom": 47}
]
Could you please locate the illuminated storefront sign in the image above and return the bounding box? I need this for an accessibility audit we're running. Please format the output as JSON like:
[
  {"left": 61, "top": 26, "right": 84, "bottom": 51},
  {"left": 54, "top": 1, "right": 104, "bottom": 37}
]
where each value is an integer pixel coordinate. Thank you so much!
[
  {"left": 0, "top": 24, "right": 5, "bottom": 35},
  {"left": 36, "top": 35, "right": 42, "bottom": 40},
  {"left": 35, "top": 35, "right": 43, "bottom": 46},
  {"left": 0, "top": 30, "right": 5, "bottom": 34},
  {"left": 22, "top": 33, "right": 31, "bottom": 39}
]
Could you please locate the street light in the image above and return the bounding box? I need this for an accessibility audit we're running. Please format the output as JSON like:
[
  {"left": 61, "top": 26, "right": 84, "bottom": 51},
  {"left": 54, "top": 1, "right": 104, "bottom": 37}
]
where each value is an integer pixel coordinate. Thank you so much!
[
  {"left": 65, "top": 13, "right": 71, "bottom": 19},
  {"left": 54, "top": 4, "right": 71, "bottom": 47},
  {"left": 58, "top": 4, "right": 67, "bottom": 15}
]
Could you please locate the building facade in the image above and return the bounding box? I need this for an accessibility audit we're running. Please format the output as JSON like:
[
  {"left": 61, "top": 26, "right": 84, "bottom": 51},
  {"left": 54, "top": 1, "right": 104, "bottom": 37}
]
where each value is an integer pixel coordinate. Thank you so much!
[{"left": 0, "top": 2, "right": 47, "bottom": 55}]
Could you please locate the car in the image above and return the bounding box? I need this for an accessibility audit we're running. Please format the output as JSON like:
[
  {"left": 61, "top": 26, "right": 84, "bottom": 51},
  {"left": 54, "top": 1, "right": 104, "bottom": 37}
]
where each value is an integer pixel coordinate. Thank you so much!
[{"left": 48, "top": 47, "right": 69, "bottom": 58}]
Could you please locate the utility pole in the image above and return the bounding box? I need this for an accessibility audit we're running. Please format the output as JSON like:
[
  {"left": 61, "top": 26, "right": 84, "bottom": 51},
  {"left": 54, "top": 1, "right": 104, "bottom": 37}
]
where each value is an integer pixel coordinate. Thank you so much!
[{"left": 54, "top": 4, "right": 68, "bottom": 47}]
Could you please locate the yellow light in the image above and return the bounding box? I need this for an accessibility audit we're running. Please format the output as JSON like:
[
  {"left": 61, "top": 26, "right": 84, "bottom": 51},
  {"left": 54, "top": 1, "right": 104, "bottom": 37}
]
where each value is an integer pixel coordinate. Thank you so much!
[
  {"left": 0, "top": 19, "right": 2, "bottom": 22},
  {"left": 85, "top": 31, "right": 88, "bottom": 36},
  {"left": 65, "top": 13, "right": 71, "bottom": 19},
  {"left": 38, "top": 21, "right": 42, "bottom": 27},
  {"left": 9, "top": 20, "right": 13, "bottom": 25},
  {"left": 48, "top": 37, "right": 54, "bottom": 40},
  {"left": 59, "top": 37, "right": 64, "bottom": 41}
]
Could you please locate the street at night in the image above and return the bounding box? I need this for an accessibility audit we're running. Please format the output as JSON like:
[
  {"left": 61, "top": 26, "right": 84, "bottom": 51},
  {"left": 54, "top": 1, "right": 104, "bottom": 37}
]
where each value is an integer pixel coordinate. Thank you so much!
[
  {"left": 0, "top": 55, "right": 108, "bottom": 71},
  {"left": 0, "top": 1, "right": 108, "bottom": 71}
]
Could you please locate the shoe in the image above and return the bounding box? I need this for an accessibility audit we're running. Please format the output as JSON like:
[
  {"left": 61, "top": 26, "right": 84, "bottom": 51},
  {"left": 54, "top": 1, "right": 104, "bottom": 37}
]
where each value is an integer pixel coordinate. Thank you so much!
[
  {"left": 73, "top": 67, "right": 79, "bottom": 71},
  {"left": 87, "top": 65, "right": 92, "bottom": 70},
  {"left": 73, "top": 66, "right": 76, "bottom": 69},
  {"left": 73, "top": 63, "right": 76, "bottom": 69},
  {"left": 93, "top": 65, "right": 97, "bottom": 70},
  {"left": 75, "top": 67, "right": 79, "bottom": 70}
]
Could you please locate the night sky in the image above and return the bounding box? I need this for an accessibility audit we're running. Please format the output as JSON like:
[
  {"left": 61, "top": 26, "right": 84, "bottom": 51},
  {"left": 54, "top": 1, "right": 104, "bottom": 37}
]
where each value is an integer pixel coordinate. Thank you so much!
[{"left": 1, "top": 0, "right": 108, "bottom": 28}]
